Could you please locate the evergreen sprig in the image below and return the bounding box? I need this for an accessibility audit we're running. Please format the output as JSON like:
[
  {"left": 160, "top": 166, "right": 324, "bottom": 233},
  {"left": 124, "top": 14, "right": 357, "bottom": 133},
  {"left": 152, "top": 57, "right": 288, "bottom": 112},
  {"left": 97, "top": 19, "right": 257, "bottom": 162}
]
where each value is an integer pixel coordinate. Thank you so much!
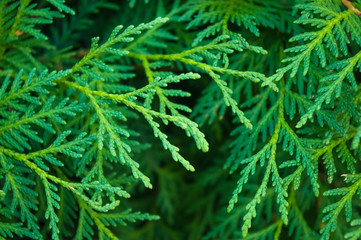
[{"left": 1, "top": 0, "right": 361, "bottom": 239}]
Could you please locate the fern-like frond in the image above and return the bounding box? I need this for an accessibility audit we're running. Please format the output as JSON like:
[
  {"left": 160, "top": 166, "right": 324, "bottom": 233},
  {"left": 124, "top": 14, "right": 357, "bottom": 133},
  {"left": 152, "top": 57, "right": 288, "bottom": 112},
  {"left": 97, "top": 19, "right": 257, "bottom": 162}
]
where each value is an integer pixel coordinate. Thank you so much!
[
  {"left": 180, "top": 0, "right": 279, "bottom": 46},
  {"left": 297, "top": 50, "right": 361, "bottom": 127},
  {"left": 271, "top": 0, "right": 360, "bottom": 82},
  {"left": 321, "top": 174, "right": 361, "bottom": 240},
  {"left": 345, "top": 218, "right": 361, "bottom": 240}
]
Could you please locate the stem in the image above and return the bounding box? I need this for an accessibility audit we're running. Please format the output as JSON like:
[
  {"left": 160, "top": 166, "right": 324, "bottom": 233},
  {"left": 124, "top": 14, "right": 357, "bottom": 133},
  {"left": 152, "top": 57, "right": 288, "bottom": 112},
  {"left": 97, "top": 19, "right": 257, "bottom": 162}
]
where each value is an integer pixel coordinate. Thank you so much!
[{"left": 342, "top": 0, "right": 361, "bottom": 17}]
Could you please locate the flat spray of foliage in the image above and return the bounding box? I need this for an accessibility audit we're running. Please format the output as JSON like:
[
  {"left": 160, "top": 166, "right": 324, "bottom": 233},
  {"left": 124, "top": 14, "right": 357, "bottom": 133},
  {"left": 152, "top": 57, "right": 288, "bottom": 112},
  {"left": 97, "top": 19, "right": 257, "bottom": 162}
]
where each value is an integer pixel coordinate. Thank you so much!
[{"left": 0, "top": 0, "right": 361, "bottom": 239}]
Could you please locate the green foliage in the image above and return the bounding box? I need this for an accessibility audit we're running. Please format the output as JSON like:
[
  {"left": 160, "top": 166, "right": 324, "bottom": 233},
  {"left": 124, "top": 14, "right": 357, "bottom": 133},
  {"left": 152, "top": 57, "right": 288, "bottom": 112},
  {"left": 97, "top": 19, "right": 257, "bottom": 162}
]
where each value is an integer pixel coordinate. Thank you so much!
[{"left": 1, "top": 0, "right": 361, "bottom": 239}]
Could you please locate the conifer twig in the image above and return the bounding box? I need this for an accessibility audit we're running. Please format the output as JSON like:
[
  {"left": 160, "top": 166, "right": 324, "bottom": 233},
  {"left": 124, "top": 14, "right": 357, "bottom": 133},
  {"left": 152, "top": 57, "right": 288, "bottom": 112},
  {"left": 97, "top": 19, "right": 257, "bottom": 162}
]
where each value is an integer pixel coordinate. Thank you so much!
[{"left": 342, "top": 0, "right": 361, "bottom": 17}]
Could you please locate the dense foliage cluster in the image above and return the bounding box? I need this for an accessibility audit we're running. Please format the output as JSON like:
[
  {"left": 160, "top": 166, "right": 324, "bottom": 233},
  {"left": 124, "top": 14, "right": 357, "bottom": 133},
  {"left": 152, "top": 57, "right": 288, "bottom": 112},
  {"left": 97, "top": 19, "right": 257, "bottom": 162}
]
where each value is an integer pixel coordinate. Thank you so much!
[{"left": 0, "top": 0, "right": 361, "bottom": 239}]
